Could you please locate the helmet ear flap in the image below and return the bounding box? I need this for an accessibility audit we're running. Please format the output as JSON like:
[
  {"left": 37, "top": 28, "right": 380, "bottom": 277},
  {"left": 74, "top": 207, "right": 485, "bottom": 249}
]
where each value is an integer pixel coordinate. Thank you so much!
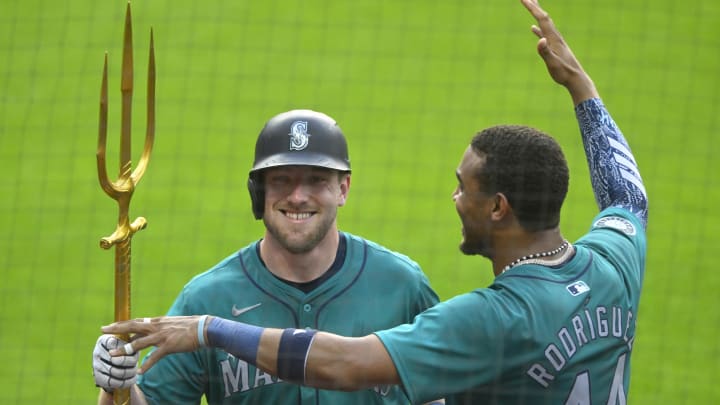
[{"left": 248, "top": 174, "right": 264, "bottom": 220}]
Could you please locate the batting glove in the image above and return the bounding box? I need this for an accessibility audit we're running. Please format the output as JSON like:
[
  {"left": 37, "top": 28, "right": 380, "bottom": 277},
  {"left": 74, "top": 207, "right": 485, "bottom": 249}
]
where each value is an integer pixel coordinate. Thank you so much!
[{"left": 93, "top": 334, "right": 139, "bottom": 392}]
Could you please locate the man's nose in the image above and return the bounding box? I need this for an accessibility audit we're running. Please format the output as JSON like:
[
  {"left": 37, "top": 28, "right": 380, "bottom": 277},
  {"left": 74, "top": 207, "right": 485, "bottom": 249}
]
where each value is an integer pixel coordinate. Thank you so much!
[{"left": 287, "top": 180, "right": 311, "bottom": 202}]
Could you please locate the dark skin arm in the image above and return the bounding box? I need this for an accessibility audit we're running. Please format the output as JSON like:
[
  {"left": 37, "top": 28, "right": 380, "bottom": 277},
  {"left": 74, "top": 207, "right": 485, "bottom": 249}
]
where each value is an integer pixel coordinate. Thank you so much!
[
  {"left": 103, "top": 316, "right": 399, "bottom": 391},
  {"left": 259, "top": 330, "right": 400, "bottom": 390}
]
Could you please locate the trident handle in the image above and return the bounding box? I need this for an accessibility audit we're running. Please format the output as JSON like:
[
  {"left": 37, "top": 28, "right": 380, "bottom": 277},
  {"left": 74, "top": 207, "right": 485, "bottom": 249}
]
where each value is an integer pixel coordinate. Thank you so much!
[{"left": 97, "top": 3, "right": 155, "bottom": 404}]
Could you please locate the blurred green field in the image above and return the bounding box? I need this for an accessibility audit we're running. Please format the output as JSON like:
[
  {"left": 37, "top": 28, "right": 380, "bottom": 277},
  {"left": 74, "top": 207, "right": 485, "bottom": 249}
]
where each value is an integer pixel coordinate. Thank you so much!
[{"left": 1, "top": 0, "right": 719, "bottom": 403}]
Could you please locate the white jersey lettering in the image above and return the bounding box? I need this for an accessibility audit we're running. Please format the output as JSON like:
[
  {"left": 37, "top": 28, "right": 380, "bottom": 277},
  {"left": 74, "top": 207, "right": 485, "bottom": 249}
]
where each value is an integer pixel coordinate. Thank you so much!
[
  {"left": 220, "top": 357, "right": 250, "bottom": 397},
  {"left": 584, "top": 309, "right": 596, "bottom": 340},
  {"left": 545, "top": 344, "right": 566, "bottom": 371},
  {"left": 527, "top": 363, "right": 555, "bottom": 388},
  {"left": 558, "top": 328, "right": 577, "bottom": 358},
  {"left": 527, "top": 305, "right": 636, "bottom": 388},
  {"left": 571, "top": 315, "right": 589, "bottom": 347},
  {"left": 596, "top": 306, "right": 609, "bottom": 337},
  {"left": 612, "top": 306, "right": 623, "bottom": 338},
  {"left": 220, "top": 355, "right": 281, "bottom": 396},
  {"left": 254, "top": 368, "right": 275, "bottom": 388}
]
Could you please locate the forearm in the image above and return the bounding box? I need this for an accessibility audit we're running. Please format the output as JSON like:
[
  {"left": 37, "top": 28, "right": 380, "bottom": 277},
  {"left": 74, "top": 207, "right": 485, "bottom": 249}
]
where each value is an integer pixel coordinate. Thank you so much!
[
  {"left": 205, "top": 317, "right": 399, "bottom": 391},
  {"left": 103, "top": 316, "right": 400, "bottom": 392},
  {"left": 304, "top": 332, "right": 401, "bottom": 390},
  {"left": 221, "top": 326, "right": 359, "bottom": 390},
  {"left": 258, "top": 330, "right": 397, "bottom": 391},
  {"left": 566, "top": 73, "right": 599, "bottom": 107},
  {"left": 575, "top": 98, "right": 648, "bottom": 226}
]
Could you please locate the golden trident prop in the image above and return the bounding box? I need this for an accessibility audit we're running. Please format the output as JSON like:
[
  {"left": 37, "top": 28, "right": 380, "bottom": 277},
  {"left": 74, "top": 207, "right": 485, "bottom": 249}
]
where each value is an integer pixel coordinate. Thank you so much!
[{"left": 97, "top": 3, "right": 155, "bottom": 404}]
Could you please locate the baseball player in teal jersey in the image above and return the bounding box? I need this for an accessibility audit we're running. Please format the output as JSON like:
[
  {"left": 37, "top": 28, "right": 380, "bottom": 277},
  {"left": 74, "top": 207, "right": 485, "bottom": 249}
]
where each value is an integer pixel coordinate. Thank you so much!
[
  {"left": 92, "top": 109, "right": 439, "bottom": 404},
  {"left": 375, "top": 203, "right": 645, "bottom": 403},
  {"left": 137, "top": 232, "right": 437, "bottom": 404},
  {"left": 101, "top": 0, "right": 648, "bottom": 404}
]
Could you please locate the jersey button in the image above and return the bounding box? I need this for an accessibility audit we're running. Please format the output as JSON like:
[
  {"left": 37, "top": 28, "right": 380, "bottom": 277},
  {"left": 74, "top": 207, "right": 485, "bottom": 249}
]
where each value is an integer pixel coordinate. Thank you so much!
[{"left": 303, "top": 304, "right": 312, "bottom": 312}]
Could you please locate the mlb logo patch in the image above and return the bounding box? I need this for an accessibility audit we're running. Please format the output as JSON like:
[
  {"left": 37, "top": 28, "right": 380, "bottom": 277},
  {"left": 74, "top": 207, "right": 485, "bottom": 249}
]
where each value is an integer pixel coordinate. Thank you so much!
[{"left": 566, "top": 280, "right": 590, "bottom": 296}]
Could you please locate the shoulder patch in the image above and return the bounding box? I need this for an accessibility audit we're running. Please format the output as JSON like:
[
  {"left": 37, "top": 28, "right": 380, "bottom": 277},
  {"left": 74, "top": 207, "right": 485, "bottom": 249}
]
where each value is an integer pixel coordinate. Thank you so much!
[{"left": 593, "top": 215, "right": 636, "bottom": 236}]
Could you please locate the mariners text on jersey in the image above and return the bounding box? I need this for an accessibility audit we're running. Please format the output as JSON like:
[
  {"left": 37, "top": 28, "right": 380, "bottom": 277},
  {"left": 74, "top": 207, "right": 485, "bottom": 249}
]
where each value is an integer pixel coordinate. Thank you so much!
[
  {"left": 219, "top": 354, "right": 393, "bottom": 398},
  {"left": 220, "top": 355, "right": 279, "bottom": 397}
]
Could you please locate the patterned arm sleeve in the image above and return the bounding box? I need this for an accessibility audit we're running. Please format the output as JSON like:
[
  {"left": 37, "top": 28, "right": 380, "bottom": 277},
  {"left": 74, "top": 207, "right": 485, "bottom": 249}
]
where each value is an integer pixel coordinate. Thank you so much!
[{"left": 576, "top": 98, "right": 648, "bottom": 228}]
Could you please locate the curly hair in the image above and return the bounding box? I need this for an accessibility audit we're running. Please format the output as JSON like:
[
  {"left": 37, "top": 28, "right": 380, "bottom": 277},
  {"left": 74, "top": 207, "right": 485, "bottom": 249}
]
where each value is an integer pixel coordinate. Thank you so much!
[{"left": 470, "top": 125, "right": 569, "bottom": 232}]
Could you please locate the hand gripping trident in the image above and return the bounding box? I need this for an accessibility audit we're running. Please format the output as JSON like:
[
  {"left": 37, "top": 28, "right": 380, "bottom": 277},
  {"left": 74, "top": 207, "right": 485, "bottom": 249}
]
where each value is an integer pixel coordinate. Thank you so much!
[{"left": 97, "top": 3, "right": 155, "bottom": 404}]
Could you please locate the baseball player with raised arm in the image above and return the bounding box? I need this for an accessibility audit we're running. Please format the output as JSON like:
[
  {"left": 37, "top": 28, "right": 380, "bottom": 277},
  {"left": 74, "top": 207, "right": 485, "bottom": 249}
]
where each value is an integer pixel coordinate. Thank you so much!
[
  {"left": 92, "top": 109, "right": 440, "bottom": 404},
  {"left": 102, "top": 0, "right": 648, "bottom": 403}
]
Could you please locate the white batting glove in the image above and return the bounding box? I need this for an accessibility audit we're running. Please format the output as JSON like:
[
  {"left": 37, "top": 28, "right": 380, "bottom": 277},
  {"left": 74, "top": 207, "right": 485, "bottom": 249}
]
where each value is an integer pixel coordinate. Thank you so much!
[{"left": 93, "top": 334, "right": 139, "bottom": 392}]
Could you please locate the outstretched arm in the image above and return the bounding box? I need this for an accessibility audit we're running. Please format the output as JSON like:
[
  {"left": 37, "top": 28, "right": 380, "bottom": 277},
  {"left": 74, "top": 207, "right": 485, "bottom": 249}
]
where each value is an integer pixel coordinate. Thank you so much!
[
  {"left": 522, "top": 0, "right": 648, "bottom": 227},
  {"left": 102, "top": 316, "right": 400, "bottom": 391},
  {"left": 103, "top": 317, "right": 448, "bottom": 403}
]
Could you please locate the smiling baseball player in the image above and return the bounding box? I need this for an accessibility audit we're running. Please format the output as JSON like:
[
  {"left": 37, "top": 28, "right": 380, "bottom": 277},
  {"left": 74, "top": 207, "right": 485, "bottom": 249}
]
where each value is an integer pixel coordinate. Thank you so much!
[{"left": 92, "top": 109, "right": 440, "bottom": 404}]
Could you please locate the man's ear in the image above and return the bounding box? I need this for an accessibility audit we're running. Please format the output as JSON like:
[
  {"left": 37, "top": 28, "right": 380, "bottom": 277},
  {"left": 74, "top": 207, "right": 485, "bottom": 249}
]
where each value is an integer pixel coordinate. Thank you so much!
[
  {"left": 490, "top": 192, "right": 511, "bottom": 221},
  {"left": 338, "top": 173, "right": 351, "bottom": 206}
]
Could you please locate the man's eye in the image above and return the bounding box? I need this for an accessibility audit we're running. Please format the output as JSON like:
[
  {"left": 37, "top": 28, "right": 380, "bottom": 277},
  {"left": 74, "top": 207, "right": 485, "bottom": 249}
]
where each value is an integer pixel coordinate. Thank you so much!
[{"left": 269, "top": 177, "right": 289, "bottom": 185}]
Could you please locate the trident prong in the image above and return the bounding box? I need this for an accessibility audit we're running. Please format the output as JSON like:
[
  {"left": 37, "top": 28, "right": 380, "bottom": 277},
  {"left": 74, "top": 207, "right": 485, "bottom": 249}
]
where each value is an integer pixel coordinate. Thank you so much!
[{"left": 96, "top": 2, "right": 155, "bottom": 404}]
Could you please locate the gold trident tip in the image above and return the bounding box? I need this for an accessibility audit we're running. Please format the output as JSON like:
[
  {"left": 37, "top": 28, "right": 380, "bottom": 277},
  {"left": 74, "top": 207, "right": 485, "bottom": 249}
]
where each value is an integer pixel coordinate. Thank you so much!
[
  {"left": 97, "top": 2, "right": 155, "bottom": 249},
  {"left": 96, "top": 3, "right": 155, "bottom": 404}
]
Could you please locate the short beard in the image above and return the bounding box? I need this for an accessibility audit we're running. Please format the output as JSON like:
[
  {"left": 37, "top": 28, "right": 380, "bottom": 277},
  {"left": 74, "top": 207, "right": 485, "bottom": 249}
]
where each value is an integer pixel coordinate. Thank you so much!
[
  {"left": 459, "top": 241, "right": 481, "bottom": 256},
  {"left": 459, "top": 236, "right": 490, "bottom": 258},
  {"left": 264, "top": 210, "right": 337, "bottom": 254}
]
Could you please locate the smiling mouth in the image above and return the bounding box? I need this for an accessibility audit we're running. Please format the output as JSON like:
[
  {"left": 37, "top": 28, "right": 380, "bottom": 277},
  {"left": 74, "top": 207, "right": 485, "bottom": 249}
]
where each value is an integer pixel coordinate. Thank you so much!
[{"left": 281, "top": 210, "right": 314, "bottom": 220}]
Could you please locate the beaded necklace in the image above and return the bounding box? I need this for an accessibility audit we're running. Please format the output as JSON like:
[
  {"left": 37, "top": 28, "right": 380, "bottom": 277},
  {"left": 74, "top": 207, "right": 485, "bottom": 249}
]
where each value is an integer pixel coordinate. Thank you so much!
[{"left": 501, "top": 240, "right": 572, "bottom": 274}]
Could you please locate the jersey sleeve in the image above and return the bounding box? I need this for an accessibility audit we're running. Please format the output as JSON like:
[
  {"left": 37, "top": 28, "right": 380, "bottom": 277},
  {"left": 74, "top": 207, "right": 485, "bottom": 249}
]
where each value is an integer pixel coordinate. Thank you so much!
[
  {"left": 576, "top": 206, "right": 647, "bottom": 287},
  {"left": 137, "top": 289, "right": 207, "bottom": 404},
  {"left": 374, "top": 291, "right": 504, "bottom": 404},
  {"left": 410, "top": 262, "right": 441, "bottom": 315}
]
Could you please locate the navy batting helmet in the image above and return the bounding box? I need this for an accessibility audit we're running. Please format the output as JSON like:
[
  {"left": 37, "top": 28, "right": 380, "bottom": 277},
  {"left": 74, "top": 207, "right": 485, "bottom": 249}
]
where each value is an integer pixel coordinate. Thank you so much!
[{"left": 247, "top": 109, "right": 351, "bottom": 219}]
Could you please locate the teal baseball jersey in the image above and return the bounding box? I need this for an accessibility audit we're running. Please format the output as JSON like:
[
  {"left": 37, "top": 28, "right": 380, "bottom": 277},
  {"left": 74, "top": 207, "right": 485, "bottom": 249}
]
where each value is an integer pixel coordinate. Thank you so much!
[
  {"left": 376, "top": 207, "right": 646, "bottom": 404},
  {"left": 138, "top": 232, "right": 439, "bottom": 404}
]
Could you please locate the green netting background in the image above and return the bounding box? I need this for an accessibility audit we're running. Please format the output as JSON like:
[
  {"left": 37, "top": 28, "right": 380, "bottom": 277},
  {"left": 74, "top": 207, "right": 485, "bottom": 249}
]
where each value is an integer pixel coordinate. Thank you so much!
[{"left": 1, "top": 0, "right": 718, "bottom": 403}]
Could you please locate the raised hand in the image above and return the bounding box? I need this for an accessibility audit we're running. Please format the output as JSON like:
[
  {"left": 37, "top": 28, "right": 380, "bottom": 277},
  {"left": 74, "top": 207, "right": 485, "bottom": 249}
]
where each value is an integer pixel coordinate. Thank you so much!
[{"left": 520, "top": 0, "right": 598, "bottom": 104}]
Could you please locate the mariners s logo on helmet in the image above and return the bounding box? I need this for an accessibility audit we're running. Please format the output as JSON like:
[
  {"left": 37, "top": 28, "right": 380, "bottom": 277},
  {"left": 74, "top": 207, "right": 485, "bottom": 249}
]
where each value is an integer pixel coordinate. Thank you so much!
[{"left": 288, "top": 120, "right": 311, "bottom": 151}]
